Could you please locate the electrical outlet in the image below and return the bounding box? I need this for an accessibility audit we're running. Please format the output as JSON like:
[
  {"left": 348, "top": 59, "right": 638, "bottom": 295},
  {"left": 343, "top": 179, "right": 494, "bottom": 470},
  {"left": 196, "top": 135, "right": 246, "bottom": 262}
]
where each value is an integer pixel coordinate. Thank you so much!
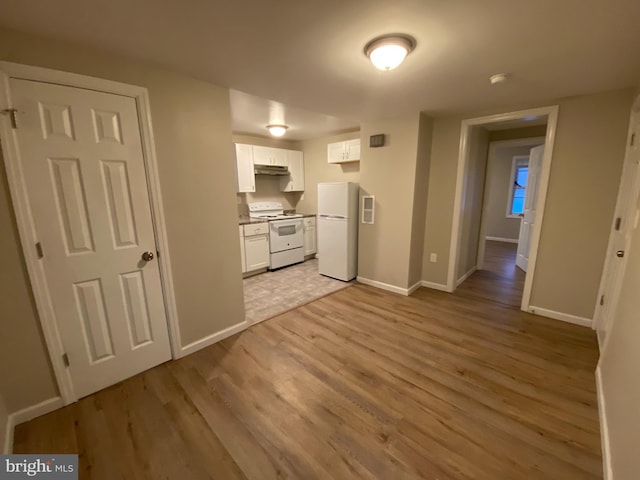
[{"left": 430, "top": 253, "right": 437, "bottom": 263}]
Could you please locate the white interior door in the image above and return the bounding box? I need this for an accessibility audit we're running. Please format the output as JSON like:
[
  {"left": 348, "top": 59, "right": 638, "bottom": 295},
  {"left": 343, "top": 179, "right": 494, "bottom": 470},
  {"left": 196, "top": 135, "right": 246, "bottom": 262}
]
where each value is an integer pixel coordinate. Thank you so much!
[
  {"left": 594, "top": 111, "right": 640, "bottom": 337},
  {"left": 516, "top": 144, "right": 544, "bottom": 271},
  {"left": 11, "top": 78, "right": 171, "bottom": 399}
]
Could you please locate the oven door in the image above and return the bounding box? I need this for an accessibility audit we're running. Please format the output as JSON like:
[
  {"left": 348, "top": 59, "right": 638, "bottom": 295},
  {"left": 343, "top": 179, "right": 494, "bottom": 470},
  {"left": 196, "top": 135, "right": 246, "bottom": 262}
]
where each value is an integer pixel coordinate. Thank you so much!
[{"left": 269, "top": 219, "right": 303, "bottom": 253}]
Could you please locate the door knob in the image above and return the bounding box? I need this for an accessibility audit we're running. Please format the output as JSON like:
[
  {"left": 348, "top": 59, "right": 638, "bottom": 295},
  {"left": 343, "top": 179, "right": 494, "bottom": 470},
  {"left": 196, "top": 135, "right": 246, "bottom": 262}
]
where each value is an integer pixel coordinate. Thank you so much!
[
  {"left": 141, "top": 251, "right": 155, "bottom": 261},
  {"left": 616, "top": 250, "right": 625, "bottom": 258}
]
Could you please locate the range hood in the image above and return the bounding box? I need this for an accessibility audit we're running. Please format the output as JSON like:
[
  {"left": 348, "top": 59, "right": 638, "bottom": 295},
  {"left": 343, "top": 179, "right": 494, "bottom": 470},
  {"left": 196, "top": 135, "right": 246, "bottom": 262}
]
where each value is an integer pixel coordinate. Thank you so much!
[{"left": 254, "top": 165, "right": 290, "bottom": 176}]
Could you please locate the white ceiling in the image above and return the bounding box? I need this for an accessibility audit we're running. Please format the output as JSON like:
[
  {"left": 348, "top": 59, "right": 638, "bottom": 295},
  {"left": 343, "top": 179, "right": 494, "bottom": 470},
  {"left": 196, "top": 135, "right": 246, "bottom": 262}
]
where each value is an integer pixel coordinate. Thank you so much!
[
  {"left": 230, "top": 90, "right": 358, "bottom": 140},
  {"left": 1, "top": 0, "right": 639, "bottom": 139}
]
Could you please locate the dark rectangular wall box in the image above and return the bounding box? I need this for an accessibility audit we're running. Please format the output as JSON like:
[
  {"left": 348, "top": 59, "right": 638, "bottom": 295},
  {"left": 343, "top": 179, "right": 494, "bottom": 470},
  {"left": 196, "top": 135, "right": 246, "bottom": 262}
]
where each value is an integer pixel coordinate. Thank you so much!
[{"left": 370, "top": 134, "right": 385, "bottom": 148}]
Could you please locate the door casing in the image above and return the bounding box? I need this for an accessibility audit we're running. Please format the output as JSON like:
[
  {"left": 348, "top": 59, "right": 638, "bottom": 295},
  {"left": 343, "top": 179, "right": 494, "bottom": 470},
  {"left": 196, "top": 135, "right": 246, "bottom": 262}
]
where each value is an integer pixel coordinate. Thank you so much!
[
  {"left": 476, "top": 137, "right": 546, "bottom": 270},
  {"left": 448, "top": 105, "right": 559, "bottom": 315},
  {"left": 593, "top": 93, "right": 640, "bottom": 349},
  {"left": 0, "top": 61, "right": 181, "bottom": 405}
]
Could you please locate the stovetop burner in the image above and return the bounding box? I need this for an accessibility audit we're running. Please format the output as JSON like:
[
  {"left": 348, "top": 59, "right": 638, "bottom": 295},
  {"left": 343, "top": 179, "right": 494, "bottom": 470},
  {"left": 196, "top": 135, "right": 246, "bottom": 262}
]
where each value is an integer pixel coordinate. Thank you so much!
[{"left": 248, "top": 201, "right": 302, "bottom": 220}]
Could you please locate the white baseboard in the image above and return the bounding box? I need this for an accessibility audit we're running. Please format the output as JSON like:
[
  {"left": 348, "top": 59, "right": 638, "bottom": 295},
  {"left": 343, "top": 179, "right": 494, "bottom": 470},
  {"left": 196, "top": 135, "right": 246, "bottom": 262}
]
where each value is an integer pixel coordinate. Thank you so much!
[
  {"left": 527, "top": 306, "right": 593, "bottom": 327},
  {"left": 407, "top": 281, "right": 422, "bottom": 295},
  {"left": 2, "top": 419, "right": 10, "bottom": 455},
  {"left": 485, "top": 236, "right": 519, "bottom": 244},
  {"left": 456, "top": 266, "right": 477, "bottom": 287},
  {"left": 4, "top": 396, "right": 64, "bottom": 454},
  {"left": 180, "top": 321, "right": 248, "bottom": 357},
  {"left": 357, "top": 276, "right": 413, "bottom": 296},
  {"left": 596, "top": 366, "right": 612, "bottom": 480},
  {"left": 420, "top": 280, "right": 450, "bottom": 292}
]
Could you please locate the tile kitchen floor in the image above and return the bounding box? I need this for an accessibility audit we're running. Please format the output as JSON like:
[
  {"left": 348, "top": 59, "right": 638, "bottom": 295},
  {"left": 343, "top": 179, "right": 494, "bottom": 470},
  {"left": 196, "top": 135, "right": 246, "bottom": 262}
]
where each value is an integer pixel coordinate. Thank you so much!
[{"left": 243, "top": 258, "right": 351, "bottom": 324}]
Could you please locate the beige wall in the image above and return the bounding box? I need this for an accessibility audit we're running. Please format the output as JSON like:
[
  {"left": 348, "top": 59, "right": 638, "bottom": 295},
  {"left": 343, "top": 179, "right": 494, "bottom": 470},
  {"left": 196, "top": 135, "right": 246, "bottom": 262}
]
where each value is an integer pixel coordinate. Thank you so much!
[
  {"left": 0, "top": 148, "right": 59, "bottom": 412},
  {"left": 408, "top": 114, "right": 433, "bottom": 287},
  {"left": 456, "top": 127, "right": 489, "bottom": 279},
  {"left": 359, "top": 114, "right": 421, "bottom": 288},
  {"left": 483, "top": 145, "right": 534, "bottom": 240},
  {"left": 0, "top": 393, "right": 7, "bottom": 453},
  {"left": 297, "top": 131, "right": 360, "bottom": 214},
  {"left": 421, "top": 116, "right": 461, "bottom": 286},
  {"left": 422, "top": 89, "right": 632, "bottom": 318},
  {"left": 232, "top": 134, "right": 300, "bottom": 150},
  {"left": 599, "top": 188, "right": 640, "bottom": 478},
  {"left": 530, "top": 90, "right": 631, "bottom": 317},
  {"left": 488, "top": 125, "right": 547, "bottom": 142},
  {"left": 0, "top": 27, "right": 245, "bottom": 410},
  {"left": 232, "top": 134, "right": 303, "bottom": 213}
]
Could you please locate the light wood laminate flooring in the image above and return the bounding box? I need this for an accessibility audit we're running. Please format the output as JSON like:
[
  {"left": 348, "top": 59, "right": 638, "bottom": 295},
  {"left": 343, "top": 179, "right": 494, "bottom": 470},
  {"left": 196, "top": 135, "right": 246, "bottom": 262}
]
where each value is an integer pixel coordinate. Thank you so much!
[
  {"left": 14, "top": 266, "right": 601, "bottom": 478},
  {"left": 456, "top": 240, "right": 525, "bottom": 308}
]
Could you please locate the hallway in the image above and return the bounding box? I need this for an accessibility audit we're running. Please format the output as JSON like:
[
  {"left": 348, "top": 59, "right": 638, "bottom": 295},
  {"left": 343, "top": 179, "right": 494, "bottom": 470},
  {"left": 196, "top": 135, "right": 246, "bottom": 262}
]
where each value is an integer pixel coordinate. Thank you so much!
[{"left": 456, "top": 240, "right": 525, "bottom": 308}]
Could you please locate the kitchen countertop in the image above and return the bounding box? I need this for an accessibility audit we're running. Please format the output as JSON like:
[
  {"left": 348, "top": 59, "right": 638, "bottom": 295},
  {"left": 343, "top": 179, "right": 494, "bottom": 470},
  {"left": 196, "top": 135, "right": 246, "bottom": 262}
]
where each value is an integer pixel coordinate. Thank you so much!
[
  {"left": 238, "top": 213, "right": 316, "bottom": 225},
  {"left": 238, "top": 216, "right": 268, "bottom": 226}
]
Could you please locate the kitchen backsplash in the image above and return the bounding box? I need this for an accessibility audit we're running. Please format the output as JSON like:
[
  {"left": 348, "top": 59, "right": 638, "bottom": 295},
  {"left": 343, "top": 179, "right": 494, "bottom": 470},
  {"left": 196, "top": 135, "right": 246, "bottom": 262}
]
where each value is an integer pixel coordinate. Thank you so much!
[{"left": 237, "top": 176, "right": 302, "bottom": 216}]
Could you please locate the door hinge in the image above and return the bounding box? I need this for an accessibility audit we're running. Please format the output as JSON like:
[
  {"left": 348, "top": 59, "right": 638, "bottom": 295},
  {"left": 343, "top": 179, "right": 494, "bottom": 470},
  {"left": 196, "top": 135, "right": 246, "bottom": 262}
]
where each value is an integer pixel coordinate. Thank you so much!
[
  {"left": 631, "top": 133, "right": 636, "bottom": 147},
  {"left": 35, "top": 242, "right": 44, "bottom": 259},
  {"left": 1, "top": 108, "right": 18, "bottom": 129},
  {"left": 62, "top": 353, "right": 70, "bottom": 367},
  {"left": 615, "top": 217, "right": 622, "bottom": 231},
  {"left": 600, "top": 295, "right": 605, "bottom": 306}
]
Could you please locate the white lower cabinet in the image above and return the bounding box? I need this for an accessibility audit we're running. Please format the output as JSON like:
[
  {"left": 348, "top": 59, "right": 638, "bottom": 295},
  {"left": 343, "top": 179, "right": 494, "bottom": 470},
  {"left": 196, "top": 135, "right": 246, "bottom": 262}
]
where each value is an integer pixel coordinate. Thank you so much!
[
  {"left": 243, "top": 223, "right": 270, "bottom": 272},
  {"left": 239, "top": 226, "right": 246, "bottom": 273},
  {"left": 303, "top": 216, "right": 316, "bottom": 256}
]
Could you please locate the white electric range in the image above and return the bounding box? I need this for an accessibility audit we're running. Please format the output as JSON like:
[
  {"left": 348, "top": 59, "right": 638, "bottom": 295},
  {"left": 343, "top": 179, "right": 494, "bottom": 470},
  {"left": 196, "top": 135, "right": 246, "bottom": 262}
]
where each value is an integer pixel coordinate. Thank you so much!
[{"left": 248, "top": 202, "right": 304, "bottom": 269}]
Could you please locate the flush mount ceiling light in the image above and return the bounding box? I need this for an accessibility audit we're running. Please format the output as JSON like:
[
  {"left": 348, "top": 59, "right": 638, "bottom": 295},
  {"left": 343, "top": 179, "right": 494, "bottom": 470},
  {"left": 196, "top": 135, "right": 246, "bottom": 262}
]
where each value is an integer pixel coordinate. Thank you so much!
[
  {"left": 365, "top": 34, "right": 416, "bottom": 71},
  {"left": 267, "top": 124, "right": 288, "bottom": 137},
  {"left": 489, "top": 73, "right": 508, "bottom": 85}
]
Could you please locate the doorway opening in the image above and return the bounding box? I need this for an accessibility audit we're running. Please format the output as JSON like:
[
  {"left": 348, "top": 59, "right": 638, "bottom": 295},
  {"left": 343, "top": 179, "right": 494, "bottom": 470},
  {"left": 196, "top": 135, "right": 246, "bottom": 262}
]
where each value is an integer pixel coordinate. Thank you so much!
[{"left": 448, "top": 106, "right": 558, "bottom": 312}]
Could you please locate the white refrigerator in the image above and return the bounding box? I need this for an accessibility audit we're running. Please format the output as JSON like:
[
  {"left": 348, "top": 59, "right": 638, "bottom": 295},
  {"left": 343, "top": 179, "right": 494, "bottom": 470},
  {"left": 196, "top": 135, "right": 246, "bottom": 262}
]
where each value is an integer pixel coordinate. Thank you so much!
[{"left": 317, "top": 182, "right": 359, "bottom": 281}]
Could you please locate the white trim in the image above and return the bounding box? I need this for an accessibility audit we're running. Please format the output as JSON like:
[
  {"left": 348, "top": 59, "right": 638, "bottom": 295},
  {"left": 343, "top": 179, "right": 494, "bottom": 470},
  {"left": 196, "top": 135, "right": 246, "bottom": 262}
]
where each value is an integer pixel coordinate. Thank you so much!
[
  {"left": 9, "top": 396, "right": 64, "bottom": 426},
  {"left": 180, "top": 321, "right": 248, "bottom": 357},
  {"left": 596, "top": 366, "right": 613, "bottom": 480},
  {"left": 3, "top": 397, "right": 64, "bottom": 454},
  {"left": 357, "top": 276, "right": 414, "bottom": 296},
  {"left": 0, "top": 61, "right": 181, "bottom": 404},
  {"left": 2, "top": 417, "right": 10, "bottom": 455},
  {"left": 447, "top": 105, "right": 559, "bottom": 318},
  {"left": 456, "top": 266, "right": 477, "bottom": 287},
  {"left": 593, "top": 98, "right": 640, "bottom": 337},
  {"left": 420, "top": 280, "right": 451, "bottom": 292},
  {"left": 407, "top": 281, "right": 422, "bottom": 295},
  {"left": 527, "top": 306, "right": 593, "bottom": 327},
  {"left": 476, "top": 136, "right": 545, "bottom": 269},
  {"left": 485, "top": 236, "right": 519, "bottom": 243}
]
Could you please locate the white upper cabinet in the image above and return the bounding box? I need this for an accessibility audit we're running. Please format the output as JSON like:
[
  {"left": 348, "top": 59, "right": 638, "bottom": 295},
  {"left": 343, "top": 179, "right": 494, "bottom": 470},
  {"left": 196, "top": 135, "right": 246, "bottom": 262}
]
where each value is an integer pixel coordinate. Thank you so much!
[
  {"left": 235, "top": 143, "right": 304, "bottom": 193},
  {"left": 345, "top": 139, "right": 361, "bottom": 162},
  {"left": 327, "top": 138, "right": 361, "bottom": 163},
  {"left": 235, "top": 143, "right": 255, "bottom": 193},
  {"left": 280, "top": 150, "right": 305, "bottom": 192},
  {"left": 253, "top": 145, "right": 287, "bottom": 166}
]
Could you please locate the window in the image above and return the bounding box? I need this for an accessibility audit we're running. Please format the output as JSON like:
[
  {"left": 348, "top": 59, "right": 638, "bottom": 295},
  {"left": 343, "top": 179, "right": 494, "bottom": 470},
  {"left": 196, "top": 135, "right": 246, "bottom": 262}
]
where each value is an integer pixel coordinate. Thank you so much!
[{"left": 507, "top": 156, "right": 529, "bottom": 217}]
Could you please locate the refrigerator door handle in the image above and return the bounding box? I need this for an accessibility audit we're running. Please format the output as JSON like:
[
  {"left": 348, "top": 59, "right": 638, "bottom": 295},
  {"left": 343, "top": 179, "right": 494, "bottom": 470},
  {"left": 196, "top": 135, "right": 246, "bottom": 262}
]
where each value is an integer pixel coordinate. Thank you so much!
[{"left": 319, "top": 215, "right": 346, "bottom": 220}]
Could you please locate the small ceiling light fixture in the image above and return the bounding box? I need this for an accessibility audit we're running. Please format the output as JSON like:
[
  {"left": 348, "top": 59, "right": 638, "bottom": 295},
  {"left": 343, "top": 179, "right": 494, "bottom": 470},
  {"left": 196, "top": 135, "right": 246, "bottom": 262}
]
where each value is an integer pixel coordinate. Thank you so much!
[
  {"left": 489, "top": 73, "right": 508, "bottom": 85},
  {"left": 267, "top": 124, "right": 288, "bottom": 137},
  {"left": 365, "top": 34, "right": 416, "bottom": 71}
]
